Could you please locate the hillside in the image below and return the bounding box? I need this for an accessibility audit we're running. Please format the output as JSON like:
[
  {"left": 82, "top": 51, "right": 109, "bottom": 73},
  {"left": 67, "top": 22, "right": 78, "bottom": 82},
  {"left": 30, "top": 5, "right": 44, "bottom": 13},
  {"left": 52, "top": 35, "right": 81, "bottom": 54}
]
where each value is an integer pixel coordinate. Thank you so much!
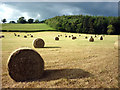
[
  {"left": 45, "top": 15, "right": 120, "bottom": 35},
  {"left": 1, "top": 23, "right": 56, "bottom": 32}
]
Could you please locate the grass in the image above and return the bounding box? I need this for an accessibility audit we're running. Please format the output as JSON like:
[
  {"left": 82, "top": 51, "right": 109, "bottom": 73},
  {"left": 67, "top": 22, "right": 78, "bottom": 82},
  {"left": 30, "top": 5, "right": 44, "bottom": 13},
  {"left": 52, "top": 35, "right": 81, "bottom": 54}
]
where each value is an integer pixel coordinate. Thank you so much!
[
  {"left": 1, "top": 31, "right": 118, "bottom": 88},
  {"left": 1, "top": 23, "right": 56, "bottom": 31}
]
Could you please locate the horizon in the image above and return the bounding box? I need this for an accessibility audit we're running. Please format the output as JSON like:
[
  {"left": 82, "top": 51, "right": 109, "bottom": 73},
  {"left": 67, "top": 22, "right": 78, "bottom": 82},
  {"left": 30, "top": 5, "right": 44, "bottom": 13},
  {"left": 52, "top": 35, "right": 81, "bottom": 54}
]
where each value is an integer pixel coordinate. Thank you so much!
[{"left": 0, "top": 2, "right": 118, "bottom": 23}]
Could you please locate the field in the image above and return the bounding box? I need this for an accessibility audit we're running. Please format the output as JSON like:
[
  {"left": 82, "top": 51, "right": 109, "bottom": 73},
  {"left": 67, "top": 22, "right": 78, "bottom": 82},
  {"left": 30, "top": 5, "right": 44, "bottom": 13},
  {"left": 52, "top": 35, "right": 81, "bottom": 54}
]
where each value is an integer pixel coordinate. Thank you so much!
[
  {"left": 1, "top": 23, "right": 56, "bottom": 31},
  {"left": 1, "top": 31, "right": 118, "bottom": 88}
]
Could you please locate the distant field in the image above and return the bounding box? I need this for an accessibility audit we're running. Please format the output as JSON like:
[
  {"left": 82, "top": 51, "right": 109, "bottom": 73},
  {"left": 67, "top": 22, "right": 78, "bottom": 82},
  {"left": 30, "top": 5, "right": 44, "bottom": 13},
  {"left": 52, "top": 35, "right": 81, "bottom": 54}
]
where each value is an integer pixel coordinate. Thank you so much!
[
  {"left": 1, "top": 23, "right": 56, "bottom": 31},
  {"left": 1, "top": 31, "right": 118, "bottom": 88}
]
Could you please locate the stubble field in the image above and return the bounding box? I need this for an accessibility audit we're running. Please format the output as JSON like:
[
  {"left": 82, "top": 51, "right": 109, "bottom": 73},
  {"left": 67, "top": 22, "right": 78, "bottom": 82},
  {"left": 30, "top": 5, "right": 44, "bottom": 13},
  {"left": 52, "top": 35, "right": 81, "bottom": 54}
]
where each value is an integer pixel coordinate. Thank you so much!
[{"left": 1, "top": 31, "right": 118, "bottom": 88}]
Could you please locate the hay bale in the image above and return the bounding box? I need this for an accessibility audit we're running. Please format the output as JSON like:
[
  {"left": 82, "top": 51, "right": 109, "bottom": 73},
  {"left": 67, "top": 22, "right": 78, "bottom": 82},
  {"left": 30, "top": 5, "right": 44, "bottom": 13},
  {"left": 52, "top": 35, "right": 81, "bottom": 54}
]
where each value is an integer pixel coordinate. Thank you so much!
[
  {"left": 33, "top": 38, "right": 45, "bottom": 48},
  {"left": 65, "top": 35, "right": 67, "bottom": 38},
  {"left": 24, "top": 36, "right": 27, "bottom": 38},
  {"left": 114, "top": 40, "right": 120, "bottom": 50},
  {"left": 14, "top": 33, "right": 16, "bottom": 36},
  {"left": 58, "top": 35, "right": 60, "bottom": 37},
  {"left": 18, "top": 35, "right": 20, "bottom": 37},
  {"left": 85, "top": 36, "right": 88, "bottom": 39},
  {"left": 69, "top": 36, "right": 71, "bottom": 38},
  {"left": 55, "top": 37, "right": 59, "bottom": 41},
  {"left": 89, "top": 36, "right": 94, "bottom": 42},
  {"left": 79, "top": 35, "right": 81, "bottom": 36},
  {"left": 31, "top": 35, "right": 33, "bottom": 37},
  {"left": 7, "top": 48, "right": 44, "bottom": 82},
  {"left": 72, "top": 37, "right": 76, "bottom": 40},
  {"left": 99, "top": 36, "right": 103, "bottom": 40},
  {"left": 1, "top": 35, "right": 5, "bottom": 38}
]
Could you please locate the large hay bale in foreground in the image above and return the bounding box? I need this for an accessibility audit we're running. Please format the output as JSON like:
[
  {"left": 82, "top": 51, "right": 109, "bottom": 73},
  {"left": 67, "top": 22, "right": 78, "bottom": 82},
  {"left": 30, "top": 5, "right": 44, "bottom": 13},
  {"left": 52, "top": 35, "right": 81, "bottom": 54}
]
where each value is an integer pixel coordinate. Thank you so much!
[
  {"left": 7, "top": 48, "right": 44, "bottom": 82},
  {"left": 33, "top": 38, "right": 45, "bottom": 48},
  {"left": 114, "top": 40, "right": 120, "bottom": 50},
  {"left": 55, "top": 37, "right": 59, "bottom": 40},
  {"left": 89, "top": 36, "right": 94, "bottom": 42}
]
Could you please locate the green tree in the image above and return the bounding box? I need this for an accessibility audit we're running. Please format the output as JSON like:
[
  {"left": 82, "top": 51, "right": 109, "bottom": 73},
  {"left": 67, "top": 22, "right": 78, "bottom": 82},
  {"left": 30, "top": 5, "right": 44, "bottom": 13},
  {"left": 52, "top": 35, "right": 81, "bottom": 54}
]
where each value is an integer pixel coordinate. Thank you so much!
[
  {"left": 17, "top": 17, "right": 26, "bottom": 24},
  {"left": 1, "top": 19, "right": 7, "bottom": 23},
  {"left": 34, "top": 19, "right": 39, "bottom": 23},
  {"left": 107, "top": 25, "right": 115, "bottom": 35},
  {"left": 28, "top": 18, "right": 34, "bottom": 23},
  {"left": 9, "top": 21, "right": 15, "bottom": 23}
]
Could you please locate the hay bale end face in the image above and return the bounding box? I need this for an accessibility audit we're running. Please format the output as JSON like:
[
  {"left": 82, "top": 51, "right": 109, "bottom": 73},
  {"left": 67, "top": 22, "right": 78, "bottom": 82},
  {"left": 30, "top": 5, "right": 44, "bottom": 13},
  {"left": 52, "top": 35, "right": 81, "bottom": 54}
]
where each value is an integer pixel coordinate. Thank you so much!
[
  {"left": 55, "top": 37, "right": 59, "bottom": 41},
  {"left": 114, "top": 40, "right": 120, "bottom": 50},
  {"left": 7, "top": 48, "right": 44, "bottom": 82},
  {"left": 89, "top": 36, "right": 94, "bottom": 42},
  {"left": 33, "top": 38, "right": 45, "bottom": 48}
]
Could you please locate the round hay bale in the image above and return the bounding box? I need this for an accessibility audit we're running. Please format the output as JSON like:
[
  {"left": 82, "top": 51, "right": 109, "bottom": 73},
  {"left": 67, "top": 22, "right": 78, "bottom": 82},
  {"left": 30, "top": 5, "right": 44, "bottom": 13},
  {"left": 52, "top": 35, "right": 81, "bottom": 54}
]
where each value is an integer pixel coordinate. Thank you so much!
[
  {"left": 14, "top": 33, "right": 16, "bottom": 36},
  {"left": 65, "top": 35, "right": 67, "bottom": 38},
  {"left": 69, "top": 36, "right": 71, "bottom": 38},
  {"left": 79, "top": 35, "right": 81, "bottom": 36},
  {"left": 58, "top": 35, "right": 60, "bottom": 37},
  {"left": 0, "top": 36, "right": 2, "bottom": 38},
  {"left": 1, "top": 35, "right": 5, "bottom": 38},
  {"left": 31, "top": 35, "right": 33, "bottom": 37},
  {"left": 18, "top": 35, "right": 20, "bottom": 37},
  {"left": 85, "top": 36, "right": 88, "bottom": 39},
  {"left": 33, "top": 38, "right": 45, "bottom": 48},
  {"left": 99, "top": 36, "right": 103, "bottom": 40},
  {"left": 114, "top": 40, "right": 120, "bottom": 50},
  {"left": 55, "top": 37, "right": 59, "bottom": 41},
  {"left": 7, "top": 48, "right": 44, "bottom": 82},
  {"left": 72, "top": 37, "right": 76, "bottom": 40},
  {"left": 24, "top": 36, "right": 27, "bottom": 38},
  {"left": 89, "top": 36, "right": 94, "bottom": 42},
  {"left": 71, "top": 35, "right": 73, "bottom": 37},
  {"left": 27, "top": 34, "right": 29, "bottom": 36}
]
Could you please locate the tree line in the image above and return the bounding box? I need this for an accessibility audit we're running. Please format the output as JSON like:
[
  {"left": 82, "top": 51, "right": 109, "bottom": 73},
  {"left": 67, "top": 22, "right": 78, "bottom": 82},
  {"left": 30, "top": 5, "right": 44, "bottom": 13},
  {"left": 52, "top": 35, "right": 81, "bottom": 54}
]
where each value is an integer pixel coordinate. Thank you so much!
[
  {"left": 45, "top": 15, "right": 120, "bottom": 35},
  {"left": 1, "top": 17, "right": 44, "bottom": 24}
]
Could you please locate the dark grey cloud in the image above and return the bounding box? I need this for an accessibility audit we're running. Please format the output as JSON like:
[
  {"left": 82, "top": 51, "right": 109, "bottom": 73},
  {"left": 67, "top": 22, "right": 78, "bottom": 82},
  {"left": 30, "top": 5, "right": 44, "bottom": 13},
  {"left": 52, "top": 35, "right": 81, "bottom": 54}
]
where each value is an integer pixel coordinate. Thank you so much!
[{"left": 0, "top": 2, "right": 118, "bottom": 22}]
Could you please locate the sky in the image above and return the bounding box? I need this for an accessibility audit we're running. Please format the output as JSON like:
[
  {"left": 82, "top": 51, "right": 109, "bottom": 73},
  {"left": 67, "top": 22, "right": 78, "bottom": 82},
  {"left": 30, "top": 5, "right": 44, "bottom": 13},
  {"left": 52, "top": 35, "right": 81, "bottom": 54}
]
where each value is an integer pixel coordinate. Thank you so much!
[{"left": 0, "top": 1, "right": 119, "bottom": 23}]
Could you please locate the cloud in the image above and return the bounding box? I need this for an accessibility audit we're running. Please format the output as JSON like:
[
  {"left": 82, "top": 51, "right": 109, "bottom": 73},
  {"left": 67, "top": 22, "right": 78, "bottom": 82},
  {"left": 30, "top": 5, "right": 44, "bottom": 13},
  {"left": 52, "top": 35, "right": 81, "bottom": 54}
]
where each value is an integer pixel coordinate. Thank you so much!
[
  {"left": 0, "top": 2, "right": 118, "bottom": 23},
  {"left": 0, "top": 0, "right": 119, "bottom": 2}
]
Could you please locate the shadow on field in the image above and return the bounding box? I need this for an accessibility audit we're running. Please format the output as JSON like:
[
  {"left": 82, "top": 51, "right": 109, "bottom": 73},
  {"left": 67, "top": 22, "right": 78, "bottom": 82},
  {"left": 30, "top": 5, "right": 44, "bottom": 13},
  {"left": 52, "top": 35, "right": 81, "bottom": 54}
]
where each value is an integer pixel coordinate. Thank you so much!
[
  {"left": 44, "top": 46, "right": 61, "bottom": 48},
  {"left": 39, "top": 69, "right": 93, "bottom": 81}
]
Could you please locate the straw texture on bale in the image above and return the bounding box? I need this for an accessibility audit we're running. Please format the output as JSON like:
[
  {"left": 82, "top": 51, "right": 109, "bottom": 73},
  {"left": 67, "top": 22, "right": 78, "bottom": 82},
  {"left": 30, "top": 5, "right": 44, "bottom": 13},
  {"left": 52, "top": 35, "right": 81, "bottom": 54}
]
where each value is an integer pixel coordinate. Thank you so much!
[
  {"left": 100, "top": 36, "right": 103, "bottom": 40},
  {"left": 114, "top": 40, "right": 120, "bottom": 50},
  {"left": 33, "top": 38, "right": 45, "bottom": 48},
  {"left": 55, "top": 37, "right": 59, "bottom": 40},
  {"left": 7, "top": 48, "right": 44, "bottom": 82},
  {"left": 89, "top": 36, "right": 94, "bottom": 42}
]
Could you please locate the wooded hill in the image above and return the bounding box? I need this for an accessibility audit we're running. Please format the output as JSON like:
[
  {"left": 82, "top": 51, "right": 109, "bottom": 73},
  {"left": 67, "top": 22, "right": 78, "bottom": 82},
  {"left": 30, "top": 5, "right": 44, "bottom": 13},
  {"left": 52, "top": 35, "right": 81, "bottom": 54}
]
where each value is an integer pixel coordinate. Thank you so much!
[{"left": 45, "top": 15, "right": 120, "bottom": 35}]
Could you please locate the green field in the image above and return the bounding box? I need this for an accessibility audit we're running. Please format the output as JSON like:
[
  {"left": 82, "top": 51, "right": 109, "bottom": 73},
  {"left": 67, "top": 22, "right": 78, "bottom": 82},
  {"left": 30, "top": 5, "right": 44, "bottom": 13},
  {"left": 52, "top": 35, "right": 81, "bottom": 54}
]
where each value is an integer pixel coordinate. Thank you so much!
[
  {"left": 1, "top": 31, "right": 118, "bottom": 88},
  {"left": 1, "top": 23, "right": 56, "bottom": 31}
]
